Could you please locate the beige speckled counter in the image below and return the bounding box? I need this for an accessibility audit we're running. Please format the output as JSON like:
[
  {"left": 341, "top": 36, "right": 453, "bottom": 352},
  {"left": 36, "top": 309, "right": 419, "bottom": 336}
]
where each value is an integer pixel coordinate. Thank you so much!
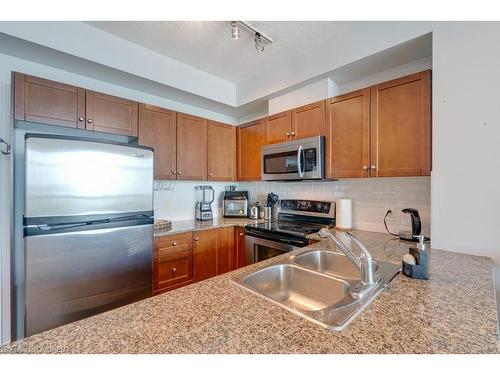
[
  {"left": 1, "top": 230, "right": 499, "bottom": 354},
  {"left": 153, "top": 217, "right": 265, "bottom": 237}
]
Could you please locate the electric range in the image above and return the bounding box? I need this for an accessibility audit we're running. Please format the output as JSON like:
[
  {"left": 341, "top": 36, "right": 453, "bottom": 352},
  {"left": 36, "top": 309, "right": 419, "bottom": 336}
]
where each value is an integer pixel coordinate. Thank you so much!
[{"left": 244, "top": 199, "right": 336, "bottom": 265}]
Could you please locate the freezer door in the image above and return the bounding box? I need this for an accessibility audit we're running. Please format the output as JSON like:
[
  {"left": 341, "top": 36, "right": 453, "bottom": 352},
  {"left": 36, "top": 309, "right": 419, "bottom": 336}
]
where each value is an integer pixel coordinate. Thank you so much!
[
  {"left": 25, "top": 224, "right": 153, "bottom": 337},
  {"left": 25, "top": 135, "right": 153, "bottom": 218}
]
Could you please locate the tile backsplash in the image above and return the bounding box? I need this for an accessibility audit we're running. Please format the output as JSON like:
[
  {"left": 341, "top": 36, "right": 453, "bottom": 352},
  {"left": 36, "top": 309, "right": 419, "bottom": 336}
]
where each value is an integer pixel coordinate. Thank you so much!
[
  {"left": 154, "top": 180, "right": 234, "bottom": 221},
  {"left": 239, "top": 177, "right": 431, "bottom": 236},
  {"left": 154, "top": 177, "right": 431, "bottom": 237}
]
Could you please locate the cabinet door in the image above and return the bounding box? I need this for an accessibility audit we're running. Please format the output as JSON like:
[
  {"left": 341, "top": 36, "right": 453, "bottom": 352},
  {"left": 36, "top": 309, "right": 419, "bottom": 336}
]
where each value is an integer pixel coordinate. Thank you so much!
[
  {"left": 370, "top": 70, "right": 431, "bottom": 177},
  {"left": 138, "top": 104, "right": 177, "bottom": 180},
  {"left": 85, "top": 91, "right": 139, "bottom": 136},
  {"left": 154, "top": 233, "right": 193, "bottom": 294},
  {"left": 292, "top": 100, "right": 326, "bottom": 140},
  {"left": 264, "top": 110, "right": 292, "bottom": 144},
  {"left": 193, "top": 229, "right": 217, "bottom": 282},
  {"left": 234, "top": 226, "right": 245, "bottom": 269},
  {"left": 176, "top": 113, "right": 208, "bottom": 180},
  {"left": 216, "top": 227, "right": 235, "bottom": 275},
  {"left": 237, "top": 120, "right": 264, "bottom": 181},
  {"left": 207, "top": 121, "right": 236, "bottom": 181},
  {"left": 326, "top": 89, "right": 370, "bottom": 178},
  {"left": 13, "top": 73, "right": 85, "bottom": 129}
]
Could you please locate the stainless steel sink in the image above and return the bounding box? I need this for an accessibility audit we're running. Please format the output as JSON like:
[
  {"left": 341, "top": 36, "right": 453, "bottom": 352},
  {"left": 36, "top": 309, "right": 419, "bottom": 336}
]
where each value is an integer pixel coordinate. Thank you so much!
[
  {"left": 231, "top": 249, "right": 400, "bottom": 331},
  {"left": 243, "top": 264, "right": 352, "bottom": 312},
  {"left": 292, "top": 250, "right": 379, "bottom": 279}
]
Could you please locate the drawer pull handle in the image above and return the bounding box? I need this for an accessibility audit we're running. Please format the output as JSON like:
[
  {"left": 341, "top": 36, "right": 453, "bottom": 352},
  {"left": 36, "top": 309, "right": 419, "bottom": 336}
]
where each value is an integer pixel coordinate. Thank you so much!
[
  {"left": 172, "top": 242, "right": 177, "bottom": 246},
  {"left": 239, "top": 233, "right": 244, "bottom": 236},
  {"left": 172, "top": 267, "right": 177, "bottom": 273},
  {"left": 194, "top": 237, "right": 199, "bottom": 241}
]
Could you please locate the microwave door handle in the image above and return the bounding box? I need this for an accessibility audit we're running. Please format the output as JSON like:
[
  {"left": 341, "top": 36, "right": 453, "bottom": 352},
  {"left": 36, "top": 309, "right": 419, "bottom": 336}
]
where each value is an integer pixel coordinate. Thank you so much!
[{"left": 297, "top": 145, "right": 304, "bottom": 177}]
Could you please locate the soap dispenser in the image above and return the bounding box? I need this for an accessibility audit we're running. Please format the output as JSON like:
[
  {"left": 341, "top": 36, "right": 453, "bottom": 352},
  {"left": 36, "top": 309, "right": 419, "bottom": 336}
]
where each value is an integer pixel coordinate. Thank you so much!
[{"left": 402, "top": 235, "right": 429, "bottom": 280}]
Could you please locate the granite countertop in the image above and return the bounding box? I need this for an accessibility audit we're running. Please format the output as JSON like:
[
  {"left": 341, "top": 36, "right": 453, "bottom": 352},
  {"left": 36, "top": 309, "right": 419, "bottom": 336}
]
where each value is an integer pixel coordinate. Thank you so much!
[
  {"left": 153, "top": 217, "right": 266, "bottom": 237},
  {"left": 1, "top": 230, "right": 499, "bottom": 354}
]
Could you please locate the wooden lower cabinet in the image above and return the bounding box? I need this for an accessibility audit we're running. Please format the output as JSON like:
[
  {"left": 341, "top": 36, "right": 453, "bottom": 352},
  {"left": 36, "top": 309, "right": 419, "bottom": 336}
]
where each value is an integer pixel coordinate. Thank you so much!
[
  {"left": 193, "top": 229, "right": 218, "bottom": 282},
  {"left": 216, "top": 227, "right": 236, "bottom": 275},
  {"left": 153, "top": 233, "right": 193, "bottom": 294},
  {"left": 234, "top": 226, "right": 246, "bottom": 269},
  {"left": 193, "top": 227, "right": 236, "bottom": 282}
]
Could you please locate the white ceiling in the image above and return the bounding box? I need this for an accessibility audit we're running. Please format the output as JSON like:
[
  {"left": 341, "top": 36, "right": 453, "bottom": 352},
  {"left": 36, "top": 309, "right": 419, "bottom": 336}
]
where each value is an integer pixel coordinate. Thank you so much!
[{"left": 85, "top": 21, "right": 338, "bottom": 84}]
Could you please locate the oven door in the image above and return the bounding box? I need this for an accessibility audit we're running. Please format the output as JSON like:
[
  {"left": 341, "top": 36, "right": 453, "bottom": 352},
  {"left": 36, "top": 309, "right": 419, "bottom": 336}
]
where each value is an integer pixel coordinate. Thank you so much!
[
  {"left": 244, "top": 235, "right": 298, "bottom": 266},
  {"left": 261, "top": 136, "right": 324, "bottom": 181}
]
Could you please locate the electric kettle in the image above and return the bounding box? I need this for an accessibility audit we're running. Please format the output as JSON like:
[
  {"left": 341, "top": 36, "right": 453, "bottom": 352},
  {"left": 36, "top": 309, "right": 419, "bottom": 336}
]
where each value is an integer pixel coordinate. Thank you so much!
[
  {"left": 398, "top": 208, "right": 422, "bottom": 241},
  {"left": 384, "top": 208, "right": 425, "bottom": 242}
]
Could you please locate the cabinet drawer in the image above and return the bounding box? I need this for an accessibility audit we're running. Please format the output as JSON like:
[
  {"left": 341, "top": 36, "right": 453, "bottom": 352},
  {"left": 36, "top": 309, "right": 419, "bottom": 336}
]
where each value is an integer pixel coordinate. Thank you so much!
[
  {"left": 157, "top": 252, "right": 193, "bottom": 290},
  {"left": 156, "top": 232, "right": 192, "bottom": 254}
]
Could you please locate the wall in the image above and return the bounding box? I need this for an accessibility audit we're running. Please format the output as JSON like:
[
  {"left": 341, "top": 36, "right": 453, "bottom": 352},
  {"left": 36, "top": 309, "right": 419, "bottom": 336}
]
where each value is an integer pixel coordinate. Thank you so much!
[
  {"left": 268, "top": 78, "right": 338, "bottom": 115},
  {"left": 239, "top": 178, "right": 431, "bottom": 235},
  {"left": 153, "top": 181, "right": 235, "bottom": 221},
  {"left": 431, "top": 22, "right": 500, "bottom": 308}
]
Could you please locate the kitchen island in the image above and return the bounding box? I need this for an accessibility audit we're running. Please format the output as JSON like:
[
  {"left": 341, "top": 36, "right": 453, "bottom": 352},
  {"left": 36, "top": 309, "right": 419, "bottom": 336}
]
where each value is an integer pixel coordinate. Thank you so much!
[{"left": 1, "top": 230, "right": 499, "bottom": 354}]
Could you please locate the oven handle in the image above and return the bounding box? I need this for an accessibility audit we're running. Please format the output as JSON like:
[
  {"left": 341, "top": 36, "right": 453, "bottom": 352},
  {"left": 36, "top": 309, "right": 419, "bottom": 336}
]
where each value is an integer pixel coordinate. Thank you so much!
[{"left": 297, "top": 145, "right": 304, "bottom": 178}]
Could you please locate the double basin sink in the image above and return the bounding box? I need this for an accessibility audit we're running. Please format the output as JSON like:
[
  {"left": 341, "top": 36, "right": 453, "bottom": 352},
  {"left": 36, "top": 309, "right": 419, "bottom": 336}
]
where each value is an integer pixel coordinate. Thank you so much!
[{"left": 231, "top": 249, "right": 400, "bottom": 331}]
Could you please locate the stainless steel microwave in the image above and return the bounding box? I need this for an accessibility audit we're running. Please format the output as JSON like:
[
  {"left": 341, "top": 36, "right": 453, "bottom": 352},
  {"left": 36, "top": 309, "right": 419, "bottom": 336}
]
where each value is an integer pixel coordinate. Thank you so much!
[{"left": 261, "top": 136, "right": 324, "bottom": 181}]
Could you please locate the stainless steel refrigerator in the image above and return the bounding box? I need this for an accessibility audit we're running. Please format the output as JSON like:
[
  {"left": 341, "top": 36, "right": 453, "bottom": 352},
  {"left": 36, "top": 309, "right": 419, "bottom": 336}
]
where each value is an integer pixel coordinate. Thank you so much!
[{"left": 22, "top": 134, "right": 154, "bottom": 337}]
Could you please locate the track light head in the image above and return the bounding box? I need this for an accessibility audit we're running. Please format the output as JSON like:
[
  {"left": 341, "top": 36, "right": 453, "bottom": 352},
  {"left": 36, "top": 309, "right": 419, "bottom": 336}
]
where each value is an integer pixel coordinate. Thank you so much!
[
  {"left": 231, "top": 21, "right": 240, "bottom": 40},
  {"left": 254, "top": 33, "right": 265, "bottom": 52}
]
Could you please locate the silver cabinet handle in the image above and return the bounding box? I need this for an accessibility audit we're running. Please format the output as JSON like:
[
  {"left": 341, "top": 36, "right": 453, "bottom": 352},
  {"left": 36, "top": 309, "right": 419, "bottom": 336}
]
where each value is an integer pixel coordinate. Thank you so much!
[
  {"left": 194, "top": 237, "right": 199, "bottom": 241},
  {"left": 172, "top": 171, "right": 177, "bottom": 174},
  {"left": 363, "top": 165, "right": 368, "bottom": 170},
  {"left": 370, "top": 165, "right": 377, "bottom": 170},
  {"left": 78, "top": 116, "right": 84, "bottom": 121},
  {"left": 172, "top": 267, "right": 177, "bottom": 273},
  {"left": 286, "top": 132, "right": 290, "bottom": 136},
  {"left": 87, "top": 119, "right": 93, "bottom": 124},
  {"left": 239, "top": 233, "right": 244, "bottom": 237},
  {"left": 177, "top": 172, "right": 182, "bottom": 176},
  {"left": 290, "top": 131, "right": 296, "bottom": 136},
  {"left": 172, "top": 242, "right": 177, "bottom": 246},
  {"left": 209, "top": 173, "right": 213, "bottom": 177}
]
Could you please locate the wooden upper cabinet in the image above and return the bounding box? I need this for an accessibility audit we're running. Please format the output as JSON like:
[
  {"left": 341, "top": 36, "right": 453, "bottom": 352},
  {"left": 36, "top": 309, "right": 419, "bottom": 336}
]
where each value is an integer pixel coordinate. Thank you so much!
[
  {"left": 292, "top": 100, "right": 326, "bottom": 140},
  {"left": 237, "top": 119, "right": 264, "bottom": 181},
  {"left": 264, "top": 110, "right": 292, "bottom": 144},
  {"left": 13, "top": 73, "right": 85, "bottom": 129},
  {"left": 193, "top": 229, "right": 217, "bottom": 282},
  {"left": 138, "top": 104, "right": 177, "bottom": 180},
  {"left": 326, "top": 89, "right": 370, "bottom": 178},
  {"left": 176, "top": 113, "right": 208, "bottom": 180},
  {"left": 370, "top": 70, "right": 431, "bottom": 177},
  {"left": 207, "top": 121, "right": 236, "bottom": 181},
  {"left": 85, "top": 91, "right": 138, "bottom": 136}
]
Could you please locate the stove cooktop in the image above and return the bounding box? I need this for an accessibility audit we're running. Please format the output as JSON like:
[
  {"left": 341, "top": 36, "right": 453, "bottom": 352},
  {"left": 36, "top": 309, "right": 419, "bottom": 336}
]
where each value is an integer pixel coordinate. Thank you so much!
[{"left": 248, "top": 219, "right": 330, "bottom": 237}]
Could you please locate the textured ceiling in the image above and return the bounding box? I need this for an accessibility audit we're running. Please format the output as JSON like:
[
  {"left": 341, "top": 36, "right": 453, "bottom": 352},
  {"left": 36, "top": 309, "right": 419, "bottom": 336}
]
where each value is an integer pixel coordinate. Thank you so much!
[{"left": 85, "top": 21, "right": 338, "bottom": 84}]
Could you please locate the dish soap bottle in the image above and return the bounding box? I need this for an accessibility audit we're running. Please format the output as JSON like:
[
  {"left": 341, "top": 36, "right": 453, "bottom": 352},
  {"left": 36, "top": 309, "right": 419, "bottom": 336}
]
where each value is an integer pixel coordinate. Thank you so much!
[{"left": 402, "top": 235, "right": 429, "bottom": 280}]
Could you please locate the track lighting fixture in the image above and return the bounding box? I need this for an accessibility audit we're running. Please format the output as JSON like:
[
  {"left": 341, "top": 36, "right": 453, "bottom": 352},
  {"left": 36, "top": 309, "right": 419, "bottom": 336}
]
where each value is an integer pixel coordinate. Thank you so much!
[{"left": 230, "top": 21, "right": 273, "bottom": 52}]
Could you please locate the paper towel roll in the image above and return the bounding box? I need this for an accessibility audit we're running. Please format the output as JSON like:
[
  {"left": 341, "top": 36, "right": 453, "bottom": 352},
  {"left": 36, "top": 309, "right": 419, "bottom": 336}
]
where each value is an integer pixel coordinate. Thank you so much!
[{"left": 336, "top": 199, "right": 352, "bottom": 230}]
